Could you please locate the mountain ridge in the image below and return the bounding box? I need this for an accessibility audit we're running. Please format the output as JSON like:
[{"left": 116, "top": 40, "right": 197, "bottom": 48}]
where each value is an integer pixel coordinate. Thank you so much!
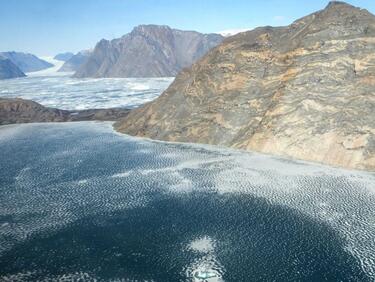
[
  {"left": 0, "top": 52, "right": 53, "bottom": 72},
  {"left": 73, "top": 25, "right": 223, "bottom": 78},
  {"left": 58, "top": 50, "right": 92, "bottom": 72},
  {"left": 0, "top": 98, "right": 129, "bottom": 125},
  {"left": 115, "top": 1, "right": 375, "bottom": 171}
]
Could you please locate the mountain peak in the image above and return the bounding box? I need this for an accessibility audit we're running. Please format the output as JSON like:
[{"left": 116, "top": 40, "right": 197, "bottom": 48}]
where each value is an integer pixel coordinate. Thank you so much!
[
  {"left": 326, "top": 1, "right": 351, "bottom": 7},
  {"left": 97, "top": 39, "right": 110, "bottom": 47},
  {"left": 136, "top": 24, "right": 171, "bottom": 29},
  {"left": 324, "top": 1, "right": 358, "bottom": 11},
  {"left": 288, "top": 0, "right": 373, "bottom": 38},
  {"left": 74, "top": 25, "right": 223, "bottom": 78},
  {"left": 131, "top": 24, "right": 172, "bottom": 34},
  {"left": 115, "top": 2, "right": 375, "bottom": 171}
]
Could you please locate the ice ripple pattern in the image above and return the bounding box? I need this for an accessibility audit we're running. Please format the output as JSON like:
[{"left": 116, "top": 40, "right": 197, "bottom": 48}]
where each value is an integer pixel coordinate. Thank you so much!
[{"left": 0, "top": 122, "right": 374, "bottom": 281}]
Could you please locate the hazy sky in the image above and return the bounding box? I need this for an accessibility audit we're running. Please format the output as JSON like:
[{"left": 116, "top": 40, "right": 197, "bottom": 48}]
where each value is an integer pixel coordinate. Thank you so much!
[{"left": 1, "top": 0, "right": 375, "bottom": 56}]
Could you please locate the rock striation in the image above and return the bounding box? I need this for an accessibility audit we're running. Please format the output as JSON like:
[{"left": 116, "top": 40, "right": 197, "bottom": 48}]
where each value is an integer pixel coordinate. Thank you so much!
[
  {"left": 115, "top": 2, "right": 375, "bottom": 171},
  {"left": 0, "top": 52, "right": 53, "bottom": 72},
  {"left": 58, "top": 50, "right": 92, "bottom": 72},
  {"left": 73, "top": 25, "right": 223, "bottom": 78},
  {"left": 0, "top": 98, "right": 129, "bottom": 125},
  {"left": 0, "top": 56, "right": 26, "bottom": 80}
]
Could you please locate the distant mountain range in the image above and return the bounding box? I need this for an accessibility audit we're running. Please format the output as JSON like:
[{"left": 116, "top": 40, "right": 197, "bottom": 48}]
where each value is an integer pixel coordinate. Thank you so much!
[
  {"left": 58, "top": 50, "right": 92, "bottom": 72},
  {"left": 1, "top": 25, "right": 223, "bottom": 78},
  {"left": 73, "top": 25, "right": 223, "bottom": 78},
  {"left": 0, "top": 55, "right": 26, "bottom": 79},
  {"left": 0, "top": 52, "right": 53, "bottom": 73},
  {"left": 54, "top": 52, "right": 74, "bottom": 62}
]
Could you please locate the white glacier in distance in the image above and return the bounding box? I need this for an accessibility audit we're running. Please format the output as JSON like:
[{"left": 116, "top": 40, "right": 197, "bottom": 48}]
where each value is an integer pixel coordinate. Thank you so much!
[{"left": 26, "top": 56, "right": 69, "bottom": 77}]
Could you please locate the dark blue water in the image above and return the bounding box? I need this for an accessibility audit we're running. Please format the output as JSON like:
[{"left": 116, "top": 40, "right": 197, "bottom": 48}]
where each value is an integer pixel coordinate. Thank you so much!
[{"left": 0, "top": 122, "right": 374, "bottom": 281}]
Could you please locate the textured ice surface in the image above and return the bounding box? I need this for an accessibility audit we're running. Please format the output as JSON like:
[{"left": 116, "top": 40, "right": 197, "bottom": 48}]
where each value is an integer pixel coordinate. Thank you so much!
[
  {"left": 0, "top": 74, "right": 173, "bottom": 110},
  {"left": 0, "top": 122, "right": 374, "bottom": 281}
]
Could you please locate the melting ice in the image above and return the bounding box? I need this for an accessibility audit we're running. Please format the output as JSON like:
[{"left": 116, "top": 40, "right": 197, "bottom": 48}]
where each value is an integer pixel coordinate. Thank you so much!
[
  {"left": 0, "top": 122, "right": 374, "bottom": 281},
  {"left": 0, "top": 73, "right": 173, "bottom": 110}
]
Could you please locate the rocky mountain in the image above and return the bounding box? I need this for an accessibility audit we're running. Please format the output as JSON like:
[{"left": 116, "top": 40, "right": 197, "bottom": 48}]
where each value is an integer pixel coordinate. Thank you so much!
[
  {"left": 54, "top": 52, "right": 74, "bottom": 62},
  {"left": 0, "top": 52, "right": 53, "bottom": 72},
  {"left": 58, "top": 50, "right": 91, "bottom": 72},
  {"left": 0, "top": 56, "right": 26, "bottom": 79},
  {"left": 73, "top": 25, "right": 223, "bottom": 78},
  {"left": 0, "top": 98, "right": 129, "bottom": 125},
  {"left": 115, "top": 1, "right": 375, "bottom": 171}
]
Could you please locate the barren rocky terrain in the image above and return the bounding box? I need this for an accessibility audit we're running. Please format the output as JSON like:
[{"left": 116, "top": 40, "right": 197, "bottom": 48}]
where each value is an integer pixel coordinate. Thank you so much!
[
  {"left": 116, "top": 1, "right": 375, "bottom": 171},
  {"left": 0, "top": 98, "right": 129, "bottom": 125}
]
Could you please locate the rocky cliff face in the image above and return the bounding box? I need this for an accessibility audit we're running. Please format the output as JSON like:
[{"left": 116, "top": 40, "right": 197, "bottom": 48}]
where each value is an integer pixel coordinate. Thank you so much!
[
  {"left": 73, "top": 25, "right": 223, "bottom": 78},
  {"left": 116, "top": 2, "right": 375, "bottom": 171},
  {"left": 0, "top": 56, "right": 26, "bottom": 80},
  {"left": 58, "top": 50, "right": 91, "bottom": 72},
  {"left": 0, "top": 98, "right": 129, "bottom": 125},
  {"left": 0, "top": 52, "right": 53, "bottom": 72}
]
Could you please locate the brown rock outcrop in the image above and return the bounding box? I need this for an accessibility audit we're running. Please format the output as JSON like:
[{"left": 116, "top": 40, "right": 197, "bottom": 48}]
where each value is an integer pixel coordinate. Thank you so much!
[
  {"left": 115, "top": 1, "right": 375, "bottom": 171},
  {"left": 0, "top": 98, "right": 129, "bottom": 125}
]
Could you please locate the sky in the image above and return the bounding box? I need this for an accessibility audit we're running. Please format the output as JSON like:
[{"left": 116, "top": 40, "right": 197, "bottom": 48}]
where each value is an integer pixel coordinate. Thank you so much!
[{"left": 1, "top": 0, "right": 375, "bottom": 56}]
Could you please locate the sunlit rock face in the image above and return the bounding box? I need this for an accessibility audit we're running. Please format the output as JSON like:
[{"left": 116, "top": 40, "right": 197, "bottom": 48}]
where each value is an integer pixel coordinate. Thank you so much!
[{"left": 116, "top": 1, "right": 375, "bottom": 171}]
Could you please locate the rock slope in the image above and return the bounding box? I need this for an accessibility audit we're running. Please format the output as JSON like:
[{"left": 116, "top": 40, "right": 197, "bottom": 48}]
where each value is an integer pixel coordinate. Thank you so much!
[
  {"left": 0, "top": 56, "right": 26, "bottom": 80},
  {"left": 0, "top": 98, "right": 129, "bottom": 125},
  {"left": 73, "top": 25, "right": 223, "bottom": 78},
  {"left": 58, "top": 50, "right": 91, "bottom": 72},
  {"left": 0, "top": 52, "right": 53, "bottom": 72},
  {"left": 116, "top": 1, "right": 375, "bottom": 171}
]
